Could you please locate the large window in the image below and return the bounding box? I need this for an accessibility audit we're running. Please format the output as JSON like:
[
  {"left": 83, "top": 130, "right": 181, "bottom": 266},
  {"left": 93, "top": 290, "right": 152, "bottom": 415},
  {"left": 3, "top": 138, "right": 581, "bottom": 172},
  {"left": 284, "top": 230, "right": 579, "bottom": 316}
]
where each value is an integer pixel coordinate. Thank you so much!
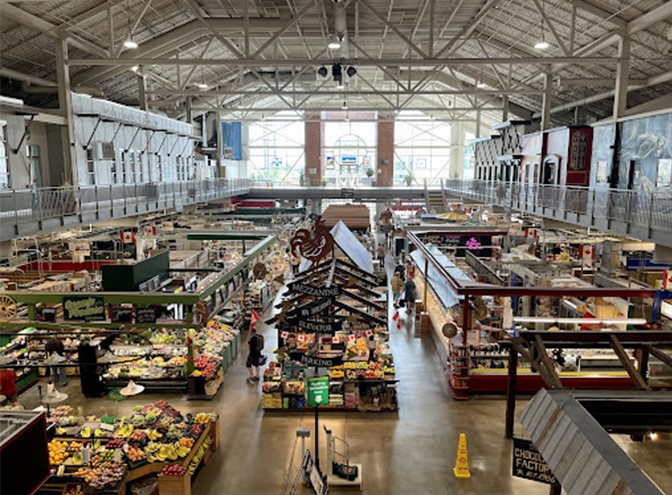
[
  {"left": 323, "top": 117, "right": 377, "bottom": 187},
  {"left": 394, "top": 112, "right": 451, "bottom": 186},
  {"left": 248, "top": 114, "right": 305, "bottom": 186}
]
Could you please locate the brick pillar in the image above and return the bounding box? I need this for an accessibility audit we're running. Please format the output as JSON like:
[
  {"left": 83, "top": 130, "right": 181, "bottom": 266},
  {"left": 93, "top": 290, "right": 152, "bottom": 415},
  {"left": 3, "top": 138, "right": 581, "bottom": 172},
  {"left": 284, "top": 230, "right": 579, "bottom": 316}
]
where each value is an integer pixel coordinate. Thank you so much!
[
  {"left": 376, "top": 113, "right": 394, "bottom": 187},
  {"left": 305, "top": 114, "right": 322, "bottom": 186}
]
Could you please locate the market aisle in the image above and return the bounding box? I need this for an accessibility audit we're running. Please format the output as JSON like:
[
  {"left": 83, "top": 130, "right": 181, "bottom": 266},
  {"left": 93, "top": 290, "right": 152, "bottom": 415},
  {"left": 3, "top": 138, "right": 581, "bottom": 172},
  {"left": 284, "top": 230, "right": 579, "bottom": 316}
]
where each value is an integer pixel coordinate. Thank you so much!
[{"left": 191, "top": 257, "right": 550, "bottom": 495}]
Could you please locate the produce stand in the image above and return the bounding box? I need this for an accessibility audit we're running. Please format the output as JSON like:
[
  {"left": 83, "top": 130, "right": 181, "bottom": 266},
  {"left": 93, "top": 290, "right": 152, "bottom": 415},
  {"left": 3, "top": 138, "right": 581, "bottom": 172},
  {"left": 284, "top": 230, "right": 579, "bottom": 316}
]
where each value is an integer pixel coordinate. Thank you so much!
[
  {"left": 264, "top": 220, "right": 396, "bottom": 413},
  {"left": 40, "top": 401, "right": 218, "bottom": 495},
  {"left": 0, "top": 236, "right": 279, "bottom": 401}
]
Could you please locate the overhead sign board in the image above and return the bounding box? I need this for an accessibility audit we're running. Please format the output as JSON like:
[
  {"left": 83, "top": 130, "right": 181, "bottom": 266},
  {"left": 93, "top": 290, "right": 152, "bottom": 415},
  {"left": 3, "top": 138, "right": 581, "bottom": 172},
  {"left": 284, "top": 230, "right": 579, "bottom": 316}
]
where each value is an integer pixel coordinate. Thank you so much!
[{"left": 512, "top": 437, "right": 557, "bottom": 485}]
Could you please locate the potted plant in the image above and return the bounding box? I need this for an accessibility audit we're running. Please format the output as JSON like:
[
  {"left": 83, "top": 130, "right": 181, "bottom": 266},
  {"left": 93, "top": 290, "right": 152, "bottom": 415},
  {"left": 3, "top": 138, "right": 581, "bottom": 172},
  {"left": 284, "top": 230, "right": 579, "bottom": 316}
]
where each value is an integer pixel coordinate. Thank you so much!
[
  {"left": 299, "top": 170, "right": 305, "bottom": 186},
  {"left": 405, "top": 173, "right": 414, "bottom": 186}
]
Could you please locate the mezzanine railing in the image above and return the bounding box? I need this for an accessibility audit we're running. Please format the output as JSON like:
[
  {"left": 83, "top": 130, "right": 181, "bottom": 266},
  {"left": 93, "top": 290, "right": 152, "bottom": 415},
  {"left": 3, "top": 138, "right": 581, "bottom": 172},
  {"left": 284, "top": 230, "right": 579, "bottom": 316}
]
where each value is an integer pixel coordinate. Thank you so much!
[
  {"left": 0, "top": 178, "right": 249, "bottom": 241},
  {"left": 442, "top": 180, "right": 672, "bottom": 246}
]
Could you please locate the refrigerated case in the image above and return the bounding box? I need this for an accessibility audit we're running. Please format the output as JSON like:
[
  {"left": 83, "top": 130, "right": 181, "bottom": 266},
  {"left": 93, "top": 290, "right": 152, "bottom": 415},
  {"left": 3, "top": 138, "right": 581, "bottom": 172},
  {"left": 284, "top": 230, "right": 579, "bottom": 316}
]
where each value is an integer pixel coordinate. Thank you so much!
[{"left": 0, "top": 410, "right": 50, "bottom": 495}]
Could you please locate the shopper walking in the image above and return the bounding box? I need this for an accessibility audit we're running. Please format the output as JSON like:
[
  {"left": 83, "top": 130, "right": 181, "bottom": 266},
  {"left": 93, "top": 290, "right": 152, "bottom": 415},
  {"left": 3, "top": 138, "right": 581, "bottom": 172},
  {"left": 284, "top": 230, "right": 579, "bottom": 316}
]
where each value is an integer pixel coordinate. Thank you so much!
[
  {"left": 377, "top": 243, "right": 385, "bottom": 265},
  {"left": 45, "top": 336, "right": 68, "bottom": 386},
  {"left": 391, "top": 272, "right": 404, "bottom": 308},
  {"left": 403, "top": 278, "right": 417, "bottom": 313},
  {"left": 246, "top": 327, "right": 264, "bottom": 383}
]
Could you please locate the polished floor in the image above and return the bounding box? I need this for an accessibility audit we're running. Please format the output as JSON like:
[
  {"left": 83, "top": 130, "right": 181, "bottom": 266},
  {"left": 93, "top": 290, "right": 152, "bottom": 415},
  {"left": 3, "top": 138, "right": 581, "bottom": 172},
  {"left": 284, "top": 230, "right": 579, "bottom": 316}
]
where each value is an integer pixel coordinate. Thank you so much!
[{"left": 17, "top": 267, "right": 672, "bottom": 494}]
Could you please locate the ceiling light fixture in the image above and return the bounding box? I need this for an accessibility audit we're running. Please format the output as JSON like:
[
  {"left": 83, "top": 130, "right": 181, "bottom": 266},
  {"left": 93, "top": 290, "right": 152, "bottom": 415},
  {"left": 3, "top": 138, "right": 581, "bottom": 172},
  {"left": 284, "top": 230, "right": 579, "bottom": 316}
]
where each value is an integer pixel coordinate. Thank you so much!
[
  {"left": 336, "top": 83, "right": 345, "bottom": 90},
  {"left": 535, "top": 0, "right": 549, "bottom": 50},
  {"left": 130, "top": 65, "right": 139, "bottom": 72},
  {"left": 124, "top": 39, "right": 138, "bottom": 49},
  {"left": 196, "top": 83, "right": 209, "bottom": 90},
  {"left": 328, "top": 41, "right": 342, "bottom": 50}
]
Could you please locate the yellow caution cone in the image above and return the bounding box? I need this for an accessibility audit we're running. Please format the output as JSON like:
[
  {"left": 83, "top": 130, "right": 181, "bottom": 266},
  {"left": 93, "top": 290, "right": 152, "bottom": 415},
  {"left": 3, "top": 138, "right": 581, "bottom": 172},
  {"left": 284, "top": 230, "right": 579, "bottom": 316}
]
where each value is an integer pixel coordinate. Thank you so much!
[{"left": 453, "top": 433, "right": 471, "bottom": 479}]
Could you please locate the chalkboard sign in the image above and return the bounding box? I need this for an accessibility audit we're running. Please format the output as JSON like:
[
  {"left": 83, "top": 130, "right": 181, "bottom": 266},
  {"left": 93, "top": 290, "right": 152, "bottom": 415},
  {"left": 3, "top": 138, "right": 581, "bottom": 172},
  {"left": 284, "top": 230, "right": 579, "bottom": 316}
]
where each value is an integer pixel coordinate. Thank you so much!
[
  {"left": 63, "top": 296, "right": 106, "bottom": 321},
  {"left": 135, "top": 307, "right": 158, "bottom": 324},
  {"left": 110, "top": 305, "right": 134, "bottom": 323},
  {"left": 512, "top": 437, "right": 557, "bottom": 485},
  {"left": 36, "top": 307, "right": 57, "bottom": 322}
]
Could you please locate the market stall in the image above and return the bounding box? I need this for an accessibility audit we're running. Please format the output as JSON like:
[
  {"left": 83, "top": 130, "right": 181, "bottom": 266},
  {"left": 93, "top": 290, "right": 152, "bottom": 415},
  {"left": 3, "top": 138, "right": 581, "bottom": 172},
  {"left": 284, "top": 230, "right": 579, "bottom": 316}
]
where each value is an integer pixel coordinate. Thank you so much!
[
  {"left": 0, "top": 236, "right": 280, "bottom": 400},
  {"left": 36, "top": 401, "right": 218, "bottom": 495},
  {"left": 407, "top": 232, "right": 660, "bottom": 399}
]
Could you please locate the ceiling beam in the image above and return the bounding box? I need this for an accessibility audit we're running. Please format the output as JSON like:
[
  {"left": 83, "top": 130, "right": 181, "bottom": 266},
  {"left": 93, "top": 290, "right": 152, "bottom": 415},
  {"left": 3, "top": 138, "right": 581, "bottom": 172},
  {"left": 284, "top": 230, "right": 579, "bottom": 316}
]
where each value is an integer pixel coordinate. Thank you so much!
[
  {"left": 148, "top": 89, "right": 544, "bottom": 96},
  {"left": 570, "top": 0, "right": 626, "bottom": 29},
  {"left": 68, "top": 56, "right": 618, "bottom": 67},
  {"left": 2, "top": 3, "right": 109, "bottom": 58}
]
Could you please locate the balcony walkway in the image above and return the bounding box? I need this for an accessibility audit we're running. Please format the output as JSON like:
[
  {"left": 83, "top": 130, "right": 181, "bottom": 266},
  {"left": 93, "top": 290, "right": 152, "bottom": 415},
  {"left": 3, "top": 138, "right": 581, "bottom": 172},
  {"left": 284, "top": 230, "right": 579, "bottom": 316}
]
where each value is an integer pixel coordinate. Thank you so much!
[{"left": 0, "top": 179, "right": 248, "bottom": 242}]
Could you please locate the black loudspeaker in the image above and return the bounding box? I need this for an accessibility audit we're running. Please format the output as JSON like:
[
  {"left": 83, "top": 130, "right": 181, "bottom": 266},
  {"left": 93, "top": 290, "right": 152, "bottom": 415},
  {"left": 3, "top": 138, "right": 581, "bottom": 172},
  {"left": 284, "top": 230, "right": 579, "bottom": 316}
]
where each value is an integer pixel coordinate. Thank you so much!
[{"left": 78, "top": 344, "right": 105, "bottom": 397}]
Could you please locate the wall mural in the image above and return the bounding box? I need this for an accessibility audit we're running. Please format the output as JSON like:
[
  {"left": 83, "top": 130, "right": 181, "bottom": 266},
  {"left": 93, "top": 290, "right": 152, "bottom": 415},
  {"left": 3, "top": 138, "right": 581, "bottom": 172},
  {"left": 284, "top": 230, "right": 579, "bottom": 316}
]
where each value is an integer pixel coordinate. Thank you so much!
[{"left": 618, "top": 112, "right": 672, "bottom": 191}]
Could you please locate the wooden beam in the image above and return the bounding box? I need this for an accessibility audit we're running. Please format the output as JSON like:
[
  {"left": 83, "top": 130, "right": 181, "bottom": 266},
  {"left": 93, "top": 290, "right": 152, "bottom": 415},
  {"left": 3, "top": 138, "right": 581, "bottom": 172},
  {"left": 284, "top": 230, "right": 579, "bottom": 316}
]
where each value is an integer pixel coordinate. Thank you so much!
[
  {"left": 609, "top": 335, "right": 648, "bottom": 390},
  {"left": 533, "top": 335, "right": 563, "bottom": 388},
  {"left": 645, "top": 345, "right": 672, "bottom": 369}
]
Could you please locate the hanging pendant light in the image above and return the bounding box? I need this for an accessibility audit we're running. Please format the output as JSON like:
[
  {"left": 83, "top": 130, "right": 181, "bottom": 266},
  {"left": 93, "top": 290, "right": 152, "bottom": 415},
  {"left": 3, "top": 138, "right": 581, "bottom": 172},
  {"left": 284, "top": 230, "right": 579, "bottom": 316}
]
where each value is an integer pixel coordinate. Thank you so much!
[{"left": 534, "top": 0, "right": 549, "bottom": 50}]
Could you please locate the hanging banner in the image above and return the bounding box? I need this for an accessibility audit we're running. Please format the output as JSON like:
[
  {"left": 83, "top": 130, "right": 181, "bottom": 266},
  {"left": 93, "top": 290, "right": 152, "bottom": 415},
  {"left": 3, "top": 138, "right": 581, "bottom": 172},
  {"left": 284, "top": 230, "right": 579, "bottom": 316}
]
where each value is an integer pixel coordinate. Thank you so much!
[
  {"left": 297, "top": 297, "right": 335, "bottom": 318},
  {"left": 290, "top": 283, "right": 342, "bottom": 298},
  {"left": 512, "top": 438, "right": 557, "bottom": 485},
  {"left": 63, "top": 296, "right": 106, "bottom": 321}
]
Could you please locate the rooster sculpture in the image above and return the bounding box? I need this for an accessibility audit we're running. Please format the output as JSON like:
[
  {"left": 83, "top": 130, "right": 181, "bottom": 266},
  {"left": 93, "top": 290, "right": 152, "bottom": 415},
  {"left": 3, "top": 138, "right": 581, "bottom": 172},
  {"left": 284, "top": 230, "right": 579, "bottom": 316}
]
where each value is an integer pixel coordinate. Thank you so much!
[{"left": 290, "top": 215, "right": 334, "bottom": 266}]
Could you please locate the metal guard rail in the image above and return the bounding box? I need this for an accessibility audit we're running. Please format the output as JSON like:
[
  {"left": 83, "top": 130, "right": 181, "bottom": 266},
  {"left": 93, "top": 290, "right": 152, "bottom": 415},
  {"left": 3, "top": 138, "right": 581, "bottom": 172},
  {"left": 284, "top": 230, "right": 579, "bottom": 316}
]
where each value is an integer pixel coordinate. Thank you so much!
[
  {"left": 441, "top": 179, "right": 672, "bottom": 246},
  {"left": 0, "top": 178, "right": 249, "bottom": 239}
]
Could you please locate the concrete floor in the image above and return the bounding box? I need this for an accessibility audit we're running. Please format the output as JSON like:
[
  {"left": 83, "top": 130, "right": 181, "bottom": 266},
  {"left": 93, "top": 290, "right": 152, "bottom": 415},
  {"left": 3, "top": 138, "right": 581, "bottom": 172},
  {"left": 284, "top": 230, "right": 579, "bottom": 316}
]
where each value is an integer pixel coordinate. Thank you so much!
[{"left": 17, "top": 261, "right": 672, "bottom": 494}]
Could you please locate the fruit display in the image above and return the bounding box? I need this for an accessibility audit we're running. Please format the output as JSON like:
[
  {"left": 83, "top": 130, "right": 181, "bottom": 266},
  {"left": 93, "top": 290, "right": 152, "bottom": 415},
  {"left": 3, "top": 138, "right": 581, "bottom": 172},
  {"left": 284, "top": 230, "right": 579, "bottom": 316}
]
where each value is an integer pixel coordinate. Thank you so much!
[
  {"left": 48, "top": 439, "right": 68, "bottom": 465},
  {"left": 50, "top": 401, "right": 218, "bottom": 492},
  {"left": 106, "top": 438, "right": 126, "bottom": 449},
  {"left": 64, "top": 487, "right": 85, "bottom": 495},
  {"left": 188, "top": 436, "right": 212, "bottom": 475},
  {"left": 160, "top": 464, "right": 187, "bottom": 476},
  {"left": 74, "top": 461, "right": 124, "bottom": 489},
  {"left": 126, "top": 445, "right": 146, "bottom": 463}
]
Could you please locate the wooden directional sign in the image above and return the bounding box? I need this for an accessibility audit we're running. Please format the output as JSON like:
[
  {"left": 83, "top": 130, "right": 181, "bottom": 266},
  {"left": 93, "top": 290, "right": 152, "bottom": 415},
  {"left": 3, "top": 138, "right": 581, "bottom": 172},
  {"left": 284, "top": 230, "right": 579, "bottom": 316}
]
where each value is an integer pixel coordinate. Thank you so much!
[
  {"left": 286, "top": 318, "right": 343, "bottom": 333},
  {"left": 290, "top": 283, "right": 342, "bottom": 298},
  {"left": 303, "top": 354, "right": 343, "bottom": 368},
  {"left": 297, "top": 297, "right": 335, "bottom": 318}
]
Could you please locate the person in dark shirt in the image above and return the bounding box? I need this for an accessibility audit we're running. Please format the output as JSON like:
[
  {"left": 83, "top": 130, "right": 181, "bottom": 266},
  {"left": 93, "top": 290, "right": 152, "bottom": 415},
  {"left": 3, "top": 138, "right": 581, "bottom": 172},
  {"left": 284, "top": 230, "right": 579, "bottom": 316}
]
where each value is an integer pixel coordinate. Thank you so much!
[
  {"left": 46, "top": 337, "right": 67, "bottom": 386},
  {"left": 403, "top": 279, "right": 417, "bottom": 313},
  {"left": 246, "top": 328, "right": 262, "bottom": 383}
]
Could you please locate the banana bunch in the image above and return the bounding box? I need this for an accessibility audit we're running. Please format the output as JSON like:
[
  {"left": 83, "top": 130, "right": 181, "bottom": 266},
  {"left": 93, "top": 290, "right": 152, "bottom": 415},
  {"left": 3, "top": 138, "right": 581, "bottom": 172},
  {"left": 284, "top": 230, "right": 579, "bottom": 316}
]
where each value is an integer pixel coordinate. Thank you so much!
[
  {"left": 114, "top": 423, "right": 134, "bottom": 438},
  {"left": 146, "top": 429, "right": 163, "bottom": 441}
]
